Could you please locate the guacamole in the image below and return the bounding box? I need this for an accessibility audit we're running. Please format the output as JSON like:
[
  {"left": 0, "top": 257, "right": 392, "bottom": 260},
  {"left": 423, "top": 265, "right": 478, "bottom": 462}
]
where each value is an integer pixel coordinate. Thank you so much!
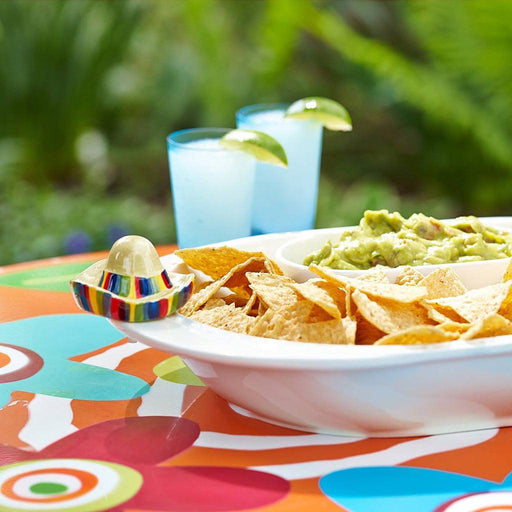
[{"left": 303, "top": 210, "right": 512, "bottom": 270}]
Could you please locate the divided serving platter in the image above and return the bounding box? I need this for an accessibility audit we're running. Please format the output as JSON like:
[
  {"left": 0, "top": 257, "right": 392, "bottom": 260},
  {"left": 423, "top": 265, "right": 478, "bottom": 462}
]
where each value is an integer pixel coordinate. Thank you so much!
[{"left": 113, "top": 218, "right": 512, "bottom": 437}]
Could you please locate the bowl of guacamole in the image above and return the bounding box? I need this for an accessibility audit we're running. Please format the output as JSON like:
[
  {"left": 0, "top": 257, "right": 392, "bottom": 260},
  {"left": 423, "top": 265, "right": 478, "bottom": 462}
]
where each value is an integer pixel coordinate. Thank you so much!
[{"left": 275, "top": 210, "right": 512, "bottom": 288}]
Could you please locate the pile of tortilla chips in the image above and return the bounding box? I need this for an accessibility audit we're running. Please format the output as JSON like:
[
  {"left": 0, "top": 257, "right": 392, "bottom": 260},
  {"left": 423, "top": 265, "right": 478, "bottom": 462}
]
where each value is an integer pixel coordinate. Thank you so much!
[{"left": 175, "top": 246, "right": 512, "bottom": 345}]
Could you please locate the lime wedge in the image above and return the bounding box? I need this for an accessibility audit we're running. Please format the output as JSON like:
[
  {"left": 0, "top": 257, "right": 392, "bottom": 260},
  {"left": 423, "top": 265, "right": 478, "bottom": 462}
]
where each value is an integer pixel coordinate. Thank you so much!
[
  {"left": 220, "top": 129, "right": 288, "bottom": 168},
  {"left": 285, "top": 97, "right": 352, "bottom": 131}
]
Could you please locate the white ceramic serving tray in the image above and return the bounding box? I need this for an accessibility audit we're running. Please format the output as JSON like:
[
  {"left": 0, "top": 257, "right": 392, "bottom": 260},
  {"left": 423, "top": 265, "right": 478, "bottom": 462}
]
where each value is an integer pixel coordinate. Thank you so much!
[{"left": 113, "top": 217, "right": 512, "bottom": 437}]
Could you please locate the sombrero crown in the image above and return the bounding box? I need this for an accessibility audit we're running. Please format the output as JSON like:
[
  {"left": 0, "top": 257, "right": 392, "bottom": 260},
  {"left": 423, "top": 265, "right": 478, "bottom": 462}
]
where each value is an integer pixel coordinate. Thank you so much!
[{"left": 99, "top": 235, "right": 172, "bottom": 299}]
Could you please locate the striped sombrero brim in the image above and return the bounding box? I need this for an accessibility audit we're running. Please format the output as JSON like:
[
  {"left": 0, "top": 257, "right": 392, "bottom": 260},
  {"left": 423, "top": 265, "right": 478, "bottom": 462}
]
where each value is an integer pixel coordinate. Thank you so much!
[
  {"left": 70, "top": 261, "right": 194, "bottom": 322},
  {"left": 71, "top": 278, "right": 194, "bottom": 322}
]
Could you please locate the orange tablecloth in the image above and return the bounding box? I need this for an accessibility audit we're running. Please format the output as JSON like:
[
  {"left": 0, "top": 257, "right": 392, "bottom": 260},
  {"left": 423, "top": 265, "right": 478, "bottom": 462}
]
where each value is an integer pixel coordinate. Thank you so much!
[{"left": 0, "top": 248, "right": 512, "bottom": 511}]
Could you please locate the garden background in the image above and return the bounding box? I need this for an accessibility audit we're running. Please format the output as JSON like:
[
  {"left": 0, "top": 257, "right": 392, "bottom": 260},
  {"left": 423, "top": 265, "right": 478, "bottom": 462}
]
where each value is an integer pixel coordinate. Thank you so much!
[{"left": 1, "top": 0, "right": 511, "bottom": 264}]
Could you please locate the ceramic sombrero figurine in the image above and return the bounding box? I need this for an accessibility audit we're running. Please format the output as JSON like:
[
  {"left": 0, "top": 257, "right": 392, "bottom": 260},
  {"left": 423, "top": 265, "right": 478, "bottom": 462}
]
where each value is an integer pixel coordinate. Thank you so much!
[{"left": 71, "top": 235, "right": 194, "bottom": 322}]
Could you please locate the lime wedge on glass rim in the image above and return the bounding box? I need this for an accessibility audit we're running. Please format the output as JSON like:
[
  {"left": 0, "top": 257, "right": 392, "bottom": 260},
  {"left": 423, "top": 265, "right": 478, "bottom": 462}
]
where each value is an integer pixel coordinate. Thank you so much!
[
  {"left": 285, "top": 97, "right": 352, "bottom": 131},
  {"left": 219, "top": 129, "right": 288, "bottom": 168}
]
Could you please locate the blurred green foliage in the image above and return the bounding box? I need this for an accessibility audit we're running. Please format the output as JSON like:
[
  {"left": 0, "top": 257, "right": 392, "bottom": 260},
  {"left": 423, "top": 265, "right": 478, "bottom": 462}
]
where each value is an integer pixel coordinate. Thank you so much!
[{"left": 1, "top": 0, "right": 511, "bottom": 263}]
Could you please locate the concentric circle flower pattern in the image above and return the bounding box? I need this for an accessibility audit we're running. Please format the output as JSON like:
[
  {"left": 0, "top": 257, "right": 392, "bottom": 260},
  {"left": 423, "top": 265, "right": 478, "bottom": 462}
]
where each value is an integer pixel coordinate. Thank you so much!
[{"left": 0, "top": 459, "right": 142, "bottom": 511}]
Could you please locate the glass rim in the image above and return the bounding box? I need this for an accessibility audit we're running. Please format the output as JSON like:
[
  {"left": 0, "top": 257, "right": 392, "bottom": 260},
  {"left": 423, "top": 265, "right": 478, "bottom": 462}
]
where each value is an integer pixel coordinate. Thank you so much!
[
  {"left": 167, "top": 127, "right": 232, "bottom": 151},
  {"left": 236, "top": 102, "right": 290, "bottom": 122}
]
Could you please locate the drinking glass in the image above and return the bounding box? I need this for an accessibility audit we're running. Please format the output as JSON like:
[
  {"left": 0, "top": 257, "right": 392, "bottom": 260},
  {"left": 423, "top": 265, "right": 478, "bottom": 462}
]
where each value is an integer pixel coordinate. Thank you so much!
[
  {"left": 236, "top": 103, "right": 323, "bottom": 234},
  {"left": 167, "top": 128, "right": 255, "bottom": 248}
]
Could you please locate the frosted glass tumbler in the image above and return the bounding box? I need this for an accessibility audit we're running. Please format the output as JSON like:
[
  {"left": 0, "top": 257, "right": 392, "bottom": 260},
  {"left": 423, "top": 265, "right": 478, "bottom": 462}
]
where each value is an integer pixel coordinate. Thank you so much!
[
  {"left": 167, "top": 128, "right": 255, "bottom": 248},
  {"left": 237, "top": 103, "right": 323, "bottom": 234}
]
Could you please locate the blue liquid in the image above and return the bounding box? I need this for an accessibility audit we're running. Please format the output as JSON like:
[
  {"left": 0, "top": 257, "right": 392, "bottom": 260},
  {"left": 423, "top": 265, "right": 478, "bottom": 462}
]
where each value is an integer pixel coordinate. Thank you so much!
[
  {"left": 167, "top": 131, "right": 255, "bottom": 248},
  {"left": 237, "top": 106, "right": 323, "bottom": 234}
]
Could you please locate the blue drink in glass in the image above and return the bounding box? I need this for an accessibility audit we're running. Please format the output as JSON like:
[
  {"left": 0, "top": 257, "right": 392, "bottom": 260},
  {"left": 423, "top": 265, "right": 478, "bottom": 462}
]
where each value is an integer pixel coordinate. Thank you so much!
[
  {"left": 237, "top": 103, "right": 323, "bottom": 234},
  {"left": 167, "top": 128, "right": 255, "bottom": 248}
]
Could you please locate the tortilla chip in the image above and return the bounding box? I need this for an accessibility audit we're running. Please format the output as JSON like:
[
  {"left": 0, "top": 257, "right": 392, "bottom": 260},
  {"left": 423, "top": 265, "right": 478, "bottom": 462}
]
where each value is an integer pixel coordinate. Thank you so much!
[
  {"left": 355, "top": 313, "right": 385, "bottom": 345},
  {"left": 282, "top": 300, "right": 315, "bottom": 321},
  {"left": 345, "top": 286, "right": 354, "bottom": 319},
  {"left": 423, "top": 302, "right": 467, "bottom": 324},
  {"left": 438, "top": 321, "right": 471, "bottom": 335},
  {"left": 352, "top": 289, "right": 431, "bottom": 334},
  {"left": 203, "top": 298, "right": 226, "bottom": 310},
  {"left": 249, "top": 300, "right": 313, "bottom": 335},
  {"left": 190, "top": 303, "right": 256, "bottom": 334},
  {"left": 309, "top": 264, "right": 427, "bottom": 303},
  {"left": 374, "top": 326, "right": 458, "bottom": 345},
  {"left": 395, "top": 266, "right": 424, "bottom": 286},
  {"left": 425, "top": 281, "right": 512, "bottom": 323},
  {"left": 242, "top": 291, "right": 258, "bottom": 315},
  {"left": 264, "top": 258, "right": 284, "bottom": 276},
  {"left": 357, "top": 267, "right": 390, "bottom": 283},
  {"left": 342, "top": 317, "right": 357, "bottom": 344},
  {"left": 258, "top": 300, "right": 268, "bottom": 316},
  {"left": 248, "top": 305, "right": 297, "bottom": 338},
  {"left": 180, "top": 280, "right": 226, "bottom": 317},
  {"left": 460, "top": 313, "right": 512, "bottom": 340},
  {"left": 503, "top": 260, "right": 512, "bottom": 282},
  {"left": 176, "top": 246, "right": 266, "bottom": 280},
  {"left": 305, "top": 280, "right": 347, "bottom": 317},
  {"left": 225, "top": 287, "right": 252, "bottom": 302},
  {"left": 223, "top": 291, "right": 255, "bottom": 308},
  {"left": 290, "top": 279, "right": 342, "bottom": 320},
  {"left": 499, "top": 291, "right": 512, "bottom": 321},
  {"left": 248, "top": 307, "right": 354, "bottom": 344},
  {"left": 179, "top": 257, "right": 266, "bottom": 316},
  {"left": 246, "top": 272, "right": 298, "bottom": 311},
  {"left": 420, "top": 268, "right": 467, "bottom": 299},
  {"left": 292, "top": 319, "right": 355, "bottom": 344},
  {"left": 224, "top": 258, "right": 268, "bottom": 291},
  {"left": 305, "top": 305, "right": 335, "bottom": 323}
]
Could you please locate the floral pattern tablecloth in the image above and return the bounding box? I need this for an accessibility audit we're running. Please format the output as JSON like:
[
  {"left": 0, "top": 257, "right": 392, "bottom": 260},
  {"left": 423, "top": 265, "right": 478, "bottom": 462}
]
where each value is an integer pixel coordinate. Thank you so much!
[{"left": 1, "top": 248, "right": 512, "bottom": 511}]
